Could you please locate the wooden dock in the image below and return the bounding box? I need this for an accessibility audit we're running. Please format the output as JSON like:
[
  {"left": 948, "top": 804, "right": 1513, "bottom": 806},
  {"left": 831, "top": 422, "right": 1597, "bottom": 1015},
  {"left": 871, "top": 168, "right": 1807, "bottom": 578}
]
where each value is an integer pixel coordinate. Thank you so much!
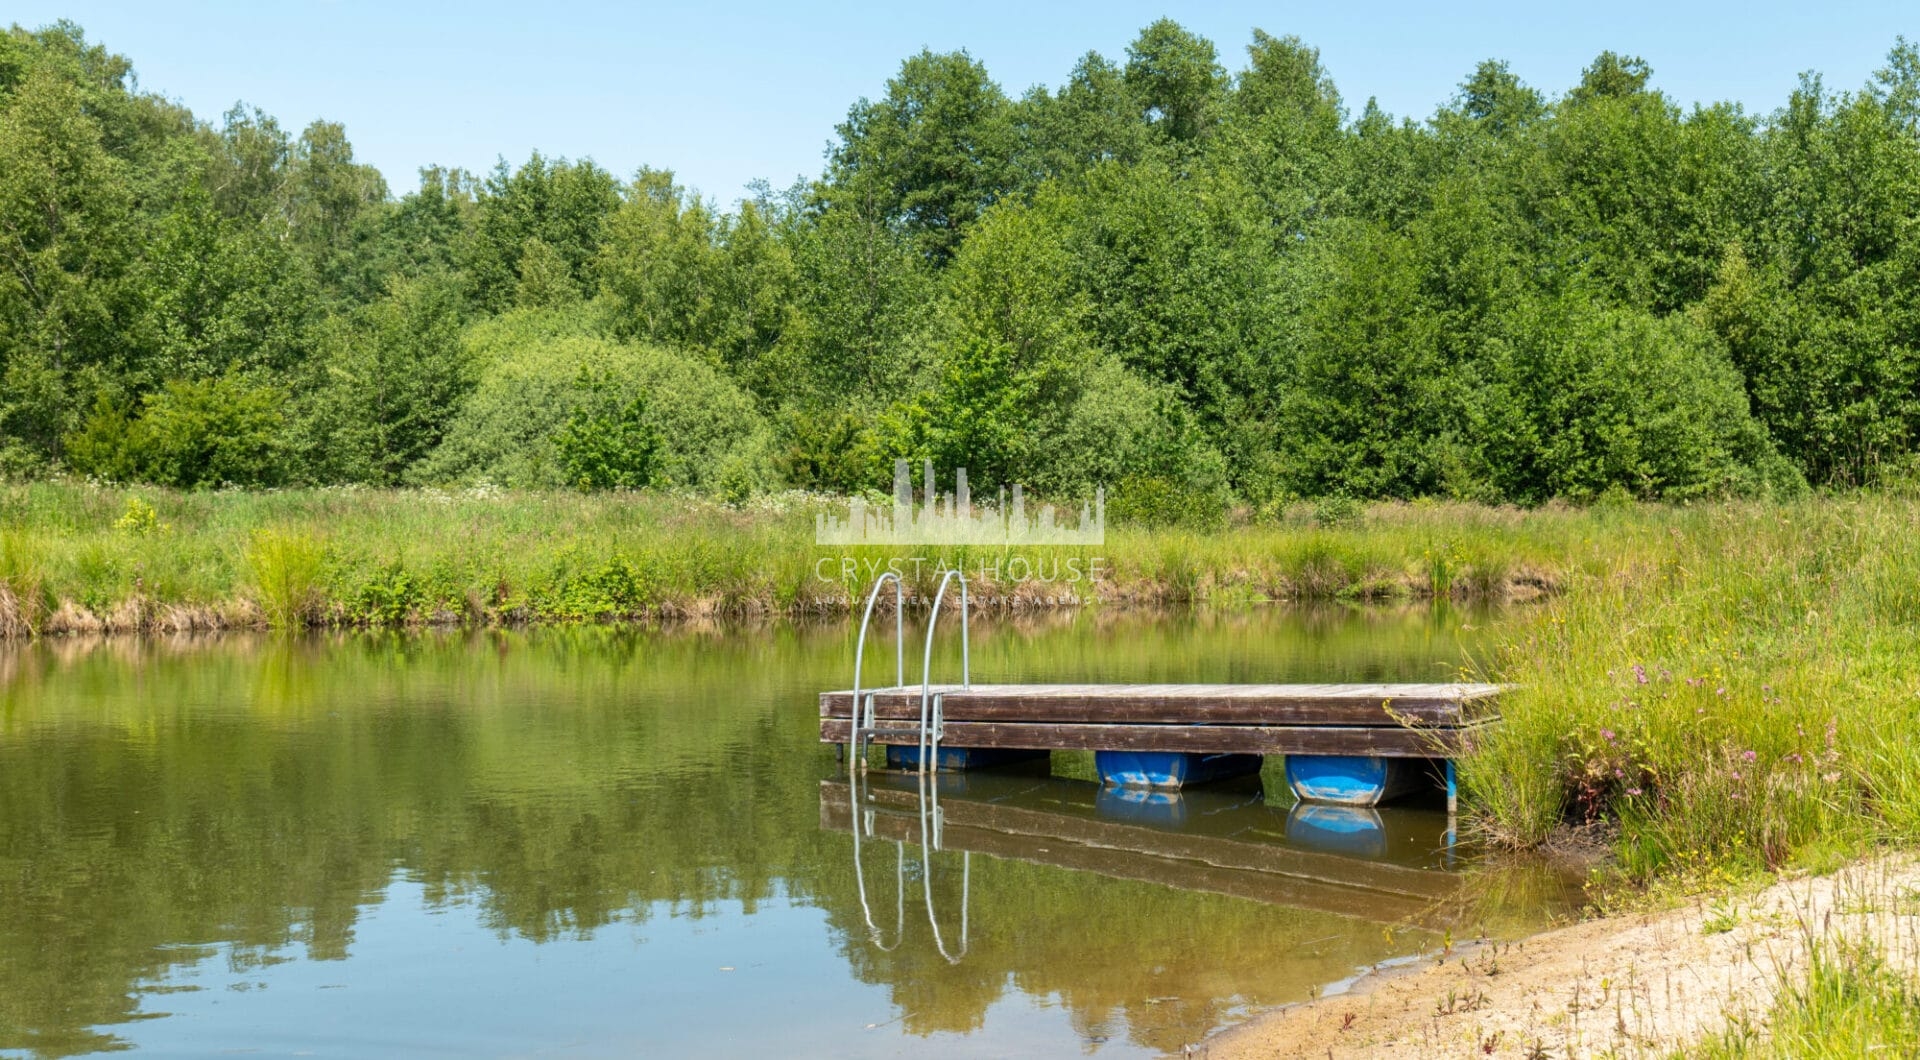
[{"left": 820, "top": 682, "right": 1502, "bottom": 802}]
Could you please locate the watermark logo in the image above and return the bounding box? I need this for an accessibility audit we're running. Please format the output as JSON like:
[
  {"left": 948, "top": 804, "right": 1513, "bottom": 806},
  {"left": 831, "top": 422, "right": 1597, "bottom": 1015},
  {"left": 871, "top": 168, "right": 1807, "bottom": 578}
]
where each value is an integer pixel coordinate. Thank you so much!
[{"left": 815, "top": 459, "right": 1104, "bottom": 547}]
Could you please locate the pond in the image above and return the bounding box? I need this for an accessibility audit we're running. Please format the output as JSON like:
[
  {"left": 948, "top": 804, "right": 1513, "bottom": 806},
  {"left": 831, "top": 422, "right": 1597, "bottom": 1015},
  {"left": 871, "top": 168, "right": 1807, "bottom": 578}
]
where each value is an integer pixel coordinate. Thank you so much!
[{"left": 0, "top": 606, "right": 1577, "bottom": 1058}]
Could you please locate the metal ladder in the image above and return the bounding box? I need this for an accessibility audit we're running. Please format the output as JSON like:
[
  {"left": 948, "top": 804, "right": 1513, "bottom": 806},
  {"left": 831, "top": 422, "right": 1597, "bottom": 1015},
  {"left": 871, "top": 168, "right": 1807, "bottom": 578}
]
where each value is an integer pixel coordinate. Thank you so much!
[{"left": 847, "top": 570, "right": 970, "bottom": 777}]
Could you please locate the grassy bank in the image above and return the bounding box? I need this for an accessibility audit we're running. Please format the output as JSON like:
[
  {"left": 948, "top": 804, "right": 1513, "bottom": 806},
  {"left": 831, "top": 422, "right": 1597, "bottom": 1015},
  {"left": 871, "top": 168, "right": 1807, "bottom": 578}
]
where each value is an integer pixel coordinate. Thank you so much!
[
  {"left": 0, "top": 480, "right": 1588, "bottom": 637},
  {"left": 9, "top": 479, "right": 1920, "bottom": 888},
  {"left": 1465, "top": 493, "right": 1920, "bottom": 885}
]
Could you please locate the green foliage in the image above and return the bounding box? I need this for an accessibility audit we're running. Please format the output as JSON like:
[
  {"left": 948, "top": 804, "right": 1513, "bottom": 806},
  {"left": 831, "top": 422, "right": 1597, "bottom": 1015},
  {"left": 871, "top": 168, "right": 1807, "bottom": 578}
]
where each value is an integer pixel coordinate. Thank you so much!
[
  {"left": 595, "top": 170, "right": 794, "bottom": 375},
  {"left": 757, "top": 193, "right": 931, "bottom": 411},
  {"left": 1481, "top": 294, "right": 1798, "bottom": 502},
  {"left": 462, "top": 151, "right": 619, "bottom": 312},
  {"left": 774, "top": 407, "right": 881, "bottom": 492},
  {"left": 7, "top": 19, "right": 1920, "bottom": 506},
  {"left": 297, "top": 273, "right": 469, "bottom": 484},
  {"left": 885, "top": 197, "right": 1093, "bottom": 487},
  {"left": 112, "top": 495, "right": 166, "bottom": 536},
  {"left": 419, "top": 311, "right": 771, "bottom": 491},
  {"left": 553, "top": 374, "right": 660, "bottom": 491},
  {"left": 67, "top": 375, "right": 288, "bottom": 488},
  {"left": 1037, "top": 356, "right": 1228, "bottom": 507},
  {"left": 828, "top": 49, "right": 1017, "bottom": 262},
  {"left": 1124, "top": 19, "right": 1228, "bottom": 145}
]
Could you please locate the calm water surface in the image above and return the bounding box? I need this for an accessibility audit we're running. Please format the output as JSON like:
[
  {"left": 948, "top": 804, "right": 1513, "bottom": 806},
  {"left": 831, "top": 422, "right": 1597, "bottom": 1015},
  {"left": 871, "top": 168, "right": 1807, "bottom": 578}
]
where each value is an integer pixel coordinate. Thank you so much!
[{"left": 0, "top": 607, "right": 1572, "bottom": 1058}]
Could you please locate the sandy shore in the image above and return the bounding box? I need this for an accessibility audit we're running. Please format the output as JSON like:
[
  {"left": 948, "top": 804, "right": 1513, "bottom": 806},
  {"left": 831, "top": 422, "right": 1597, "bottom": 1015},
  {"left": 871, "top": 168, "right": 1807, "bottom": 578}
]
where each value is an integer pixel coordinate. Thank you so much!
[{"left": 1206, "top": 857, "right": 1920, "bottom": 1059}]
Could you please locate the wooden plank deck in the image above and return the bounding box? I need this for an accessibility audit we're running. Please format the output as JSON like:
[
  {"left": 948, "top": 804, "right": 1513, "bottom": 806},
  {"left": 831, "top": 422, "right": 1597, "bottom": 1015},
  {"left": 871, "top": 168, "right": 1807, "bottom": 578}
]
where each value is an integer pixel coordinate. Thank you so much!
[
  {"left": 820, "top": 781, "right": 1462, "bottom": 926},
  {"left": 820, "top": 682, "right": 1503, "bottom": 726},
  {"left": 819, "top": 682, "right": 1502, "bottom": 758},
  {"left": 821, "top": 718, "right": 1490, "bottom": 756}
]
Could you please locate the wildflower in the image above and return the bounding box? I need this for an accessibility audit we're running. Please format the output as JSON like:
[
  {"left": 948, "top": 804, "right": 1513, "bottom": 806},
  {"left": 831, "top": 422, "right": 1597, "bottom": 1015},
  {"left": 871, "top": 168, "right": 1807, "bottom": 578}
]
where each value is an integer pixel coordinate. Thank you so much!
[
  {"left": 1823, "top": 772, "right": 1842, "bottom": 783},
  {"left": 1601, "top": 728, "right": 1616, "bottom": 743},
  {"left": 1632, "top": 664, "right": 1649, "bottom": 685},
  {"left": 1626, "top": 787, "right": 1643, "bottom": 796},
  {"left": 1731, "top": 770, "right": 1743, "bottom": 781},
  {"left": 1786, "top": 753, "right": 1803, "bottom": 764},
  {"left": 1742, "top": 750, "right": 1757, "bottom": 763}
]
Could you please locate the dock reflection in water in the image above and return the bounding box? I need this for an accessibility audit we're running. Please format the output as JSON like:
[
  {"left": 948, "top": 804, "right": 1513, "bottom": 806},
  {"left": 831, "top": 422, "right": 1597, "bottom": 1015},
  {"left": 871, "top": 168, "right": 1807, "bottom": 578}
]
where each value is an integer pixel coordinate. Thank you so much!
[{"left": 823, "top": 769, "right": 1466, "bottom": 942}]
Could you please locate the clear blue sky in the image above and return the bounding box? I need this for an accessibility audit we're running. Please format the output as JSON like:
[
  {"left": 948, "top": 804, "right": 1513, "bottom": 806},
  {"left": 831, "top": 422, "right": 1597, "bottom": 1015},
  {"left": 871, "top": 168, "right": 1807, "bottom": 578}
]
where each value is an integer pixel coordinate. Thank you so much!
[{"left": 12, "top": 2, "right": 1917, "bottom": 205}]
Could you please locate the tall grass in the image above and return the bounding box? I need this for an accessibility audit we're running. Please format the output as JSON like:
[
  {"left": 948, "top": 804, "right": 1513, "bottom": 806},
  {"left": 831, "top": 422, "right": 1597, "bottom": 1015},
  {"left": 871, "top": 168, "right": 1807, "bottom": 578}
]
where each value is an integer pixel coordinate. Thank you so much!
[
  {"left": 1468, "top": 497, "right": 1920, "bottom": 880},
  {"left": 1690, "top": 866, "right": 1920, "bottom": 1058},
  {"left": 1694, "top": 938, "right": 1920, "bottom": 1058},
  {"left": 0, "top": 483, "right": 1594, "bottom": 635},
  {"left": 0, "top": 528, "right": 49, "bottom": 637},
  {"left": 245, "top": 528, "right": 326, "bottom": 628}
]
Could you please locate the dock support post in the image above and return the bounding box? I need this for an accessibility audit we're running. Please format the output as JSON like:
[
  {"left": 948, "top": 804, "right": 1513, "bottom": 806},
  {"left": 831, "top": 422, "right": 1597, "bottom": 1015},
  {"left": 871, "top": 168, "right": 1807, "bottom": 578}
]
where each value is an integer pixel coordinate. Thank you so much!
[{"left": 1445, "top": 758, "right": 1458, "bottom": 863}]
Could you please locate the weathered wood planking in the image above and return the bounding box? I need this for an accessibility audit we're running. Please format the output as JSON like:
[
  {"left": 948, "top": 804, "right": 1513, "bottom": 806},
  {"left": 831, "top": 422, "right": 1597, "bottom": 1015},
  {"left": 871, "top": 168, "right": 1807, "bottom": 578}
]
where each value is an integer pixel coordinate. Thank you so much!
[
  {"left": 819, "top": 682, "right": 1502, "bottom": 727},
  {"left": 821, "top": 718, "right": 1490, "bottom": 757},
  {"left": 820, "top": 782, "right": 1460, "bottom": 924}
]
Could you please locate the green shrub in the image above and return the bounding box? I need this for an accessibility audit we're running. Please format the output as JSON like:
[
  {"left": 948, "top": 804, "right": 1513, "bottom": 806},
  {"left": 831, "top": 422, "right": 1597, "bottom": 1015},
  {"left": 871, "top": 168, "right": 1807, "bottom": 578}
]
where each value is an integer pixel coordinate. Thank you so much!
[
  {"left": 774, "top": 407, "right": 883, "bottom": 493},
  {"left": 67, "top": 376, "right": 289, "bottom": 488},
  {"left": 1480, "top": 296, "right": 1803, "bottom": 503},
  {"left": 553, "top": 373, "right": 661, "bottom": 490},
  {"left": 1034, "top": 358, "right": 1229, "bottom": 508},
  {"left": 1108, "top": 475, "right": 1228, "bottom": 530},
  {"left": 417, "top": 310, "right": 772, "bottom": 491},
  {"left": 294, "top": 274, "right": 471, "bottom": 485},
  {"left": 113, "top": 496, "right": 167, "bottom": 536}
]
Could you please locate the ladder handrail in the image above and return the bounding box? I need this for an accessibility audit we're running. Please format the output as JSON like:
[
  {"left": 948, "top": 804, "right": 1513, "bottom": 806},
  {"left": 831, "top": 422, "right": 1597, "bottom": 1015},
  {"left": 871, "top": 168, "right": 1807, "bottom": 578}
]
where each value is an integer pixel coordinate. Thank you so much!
[
  {"left": 848, "top": 773, "right": 904, "bottom": 950},
  {"left": 918, "top": 770, "right": 969, "bottom": 964},
  {"left": 916, "top": 570, "right": 970, "bottom": 776},
  {"left": 848, "top": 572, "right": 905, "bottom": 775}
]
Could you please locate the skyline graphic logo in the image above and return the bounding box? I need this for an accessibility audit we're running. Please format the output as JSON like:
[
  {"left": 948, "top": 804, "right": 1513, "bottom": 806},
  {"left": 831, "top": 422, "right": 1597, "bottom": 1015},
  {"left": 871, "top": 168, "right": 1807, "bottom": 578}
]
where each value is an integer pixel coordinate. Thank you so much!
[{"left": 814, "top": 459, "right": 1104, "bottom": 546}]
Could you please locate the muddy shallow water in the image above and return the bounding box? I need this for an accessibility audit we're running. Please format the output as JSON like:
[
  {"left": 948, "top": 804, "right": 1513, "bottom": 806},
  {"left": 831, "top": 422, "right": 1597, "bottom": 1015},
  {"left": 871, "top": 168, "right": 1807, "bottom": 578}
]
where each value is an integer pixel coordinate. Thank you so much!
[{"left": 0, "top": 607, "right": 1577, "bottom": 1058}]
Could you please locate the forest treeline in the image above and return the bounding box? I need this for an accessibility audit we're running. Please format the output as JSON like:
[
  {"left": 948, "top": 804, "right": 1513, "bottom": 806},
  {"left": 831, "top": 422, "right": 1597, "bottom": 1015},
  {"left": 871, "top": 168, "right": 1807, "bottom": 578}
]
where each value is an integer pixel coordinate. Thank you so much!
[{"left": 4, "top": 20, "right": 1920, "bottom": 516}]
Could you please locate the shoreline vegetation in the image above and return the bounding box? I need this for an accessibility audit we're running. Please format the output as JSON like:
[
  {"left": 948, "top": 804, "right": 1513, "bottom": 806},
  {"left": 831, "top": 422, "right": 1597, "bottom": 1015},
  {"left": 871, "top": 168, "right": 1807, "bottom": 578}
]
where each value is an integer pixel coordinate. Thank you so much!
[
  {"left": 12, "top": 482, "right": 1920, "bottom": 1051},
  {"left": 9, "top": 482, "right": 1920, "bottom": 875},
  {"left": 0, "top": 480, "right": 1577, "bottom": 638}
]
